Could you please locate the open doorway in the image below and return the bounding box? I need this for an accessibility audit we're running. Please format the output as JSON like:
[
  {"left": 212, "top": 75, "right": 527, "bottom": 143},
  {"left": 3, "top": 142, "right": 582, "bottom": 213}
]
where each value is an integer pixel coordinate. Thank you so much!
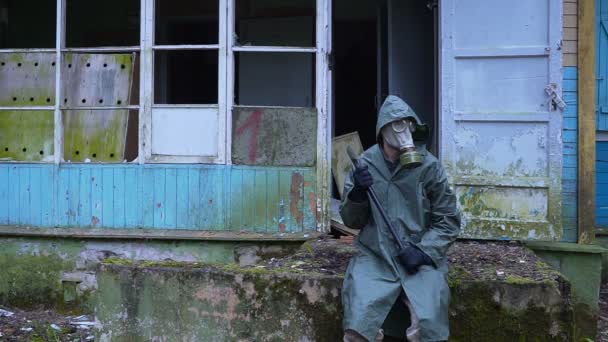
[{"left": 331, "top": 0, "right": 438, "bottom": 196}]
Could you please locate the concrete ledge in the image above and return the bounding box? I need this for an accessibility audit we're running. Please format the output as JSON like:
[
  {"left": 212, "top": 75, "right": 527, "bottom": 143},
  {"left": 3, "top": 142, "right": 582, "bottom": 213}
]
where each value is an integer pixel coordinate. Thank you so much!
[
  {"left": 525, "top": 240, "right": 604, "bottom": 338},
  {"left": 0, "top": 226, "right": 320, "bottom": 242},
  {"left": 524, "top": 241, "right": 607, "bottom": 254},
  {"left": 95, "top": 240, "right": 577, "bottom": 341}
]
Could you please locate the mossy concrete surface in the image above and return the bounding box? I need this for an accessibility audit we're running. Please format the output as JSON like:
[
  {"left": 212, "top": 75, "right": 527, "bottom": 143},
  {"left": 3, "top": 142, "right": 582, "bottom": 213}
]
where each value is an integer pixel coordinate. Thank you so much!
[
  {"left": 0, "top": 237, "right": 303, "bottom": 314},
  {"left": 95, "top": 258, "right": 574, "bottom": 341},
  {"left": 525, "top": 241, "right": 605, "bottom": 339},
  {"left": 595, "top": 233, "right": 608, "bottom": 283}
]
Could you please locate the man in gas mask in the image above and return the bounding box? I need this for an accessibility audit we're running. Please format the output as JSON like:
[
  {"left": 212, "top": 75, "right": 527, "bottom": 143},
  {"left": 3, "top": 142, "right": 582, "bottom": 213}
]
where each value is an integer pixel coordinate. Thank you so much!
[{"left": 341, "top": 95, "right": 461, "bottom": 342}]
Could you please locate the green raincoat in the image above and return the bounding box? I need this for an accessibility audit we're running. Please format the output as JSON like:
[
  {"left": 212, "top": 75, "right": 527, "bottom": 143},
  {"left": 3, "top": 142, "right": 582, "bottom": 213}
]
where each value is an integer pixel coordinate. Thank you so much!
[{"left": 341, "top": 96, "right": 461, "bottom": 341}]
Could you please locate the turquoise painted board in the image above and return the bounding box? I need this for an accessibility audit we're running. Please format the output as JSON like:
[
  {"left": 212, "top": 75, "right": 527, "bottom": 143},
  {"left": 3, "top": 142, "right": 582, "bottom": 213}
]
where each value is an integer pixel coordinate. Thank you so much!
[
  {"left": 187, "top": 168, "right": 200, "bottom": 229},
  {"left": 113, "top": 168, "right": 126, "bottom": 228},
  {"left": 562, "top": 66, "right": 578, "bottom": 242},
  {"left": 598, "top": 142, "right": 608, "bottom": 227},
  {"left": 124, "top": 167, "right": 139, "bottom": 228},
  {"left": 0, "top": 164, "right": 318, "bottom": 232},
  {"left": 78, "top": 168, "right": 91, "bottom": 227},
  {"left": 176, "top": 168, "right": 189, "bottom": 229},
  {"left": 164, "top": 168, "right": 178, "bottom": 229},
  {"left": 141, "top": 168, "right": 155, "bottom": 228},
  {"left": 29, "top": 167, "right": 42, "bottom": 227},
  {"left": 598, "top": 0, "right": 608, "bottom": 130}
]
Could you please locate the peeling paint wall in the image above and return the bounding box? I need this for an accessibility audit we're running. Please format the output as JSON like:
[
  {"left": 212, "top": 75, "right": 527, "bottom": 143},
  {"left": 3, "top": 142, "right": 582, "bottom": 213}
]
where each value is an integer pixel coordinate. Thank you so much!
[
  {"left": 0, "top": 237, "right": 301, "bottom": 310},
  {"left": 232, "top": 107, "right": 317, "bottom": 166},
  {"left": 0, "top": 164, "right": 317, "bottom": 232}
]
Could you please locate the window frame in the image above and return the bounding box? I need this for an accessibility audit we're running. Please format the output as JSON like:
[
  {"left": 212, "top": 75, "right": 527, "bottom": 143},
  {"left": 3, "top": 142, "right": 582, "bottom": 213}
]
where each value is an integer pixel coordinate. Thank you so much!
[{"left": 0, "top": 0, "right": 330, "bottom": 167}]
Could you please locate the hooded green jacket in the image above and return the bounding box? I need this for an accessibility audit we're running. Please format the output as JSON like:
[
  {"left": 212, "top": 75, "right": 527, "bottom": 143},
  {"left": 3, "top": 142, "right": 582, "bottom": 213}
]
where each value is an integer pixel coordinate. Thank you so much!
[{"left": 341, "top": 96, "right": 461, "bottom": 341}]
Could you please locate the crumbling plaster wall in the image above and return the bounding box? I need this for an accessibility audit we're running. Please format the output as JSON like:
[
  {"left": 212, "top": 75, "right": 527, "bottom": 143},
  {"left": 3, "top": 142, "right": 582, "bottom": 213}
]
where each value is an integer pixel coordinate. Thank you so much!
[{"left": 0, "top": 237, "right": 301, "bottom": 311}]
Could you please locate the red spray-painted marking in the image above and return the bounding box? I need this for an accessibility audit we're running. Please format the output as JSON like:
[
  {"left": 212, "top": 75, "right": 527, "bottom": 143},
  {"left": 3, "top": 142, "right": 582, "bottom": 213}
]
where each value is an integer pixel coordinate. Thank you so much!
[{"left": 235, "top": 109, "right": 263, "bottom": 163}]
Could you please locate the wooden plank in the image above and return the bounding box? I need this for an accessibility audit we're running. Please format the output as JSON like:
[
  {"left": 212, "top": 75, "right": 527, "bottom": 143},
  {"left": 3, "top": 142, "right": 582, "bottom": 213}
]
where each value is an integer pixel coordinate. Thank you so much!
[
  {"left": 564, "top": 14, "right": 578, "bottom": 28},
  {"left": 187, "top": 168, "right": 200, "bottom": 229},
  {"left": 102, "top": 168, "right": 114, "bottom": 228},
  {"left": 164, "top": 168, "right": 177, "bottom": 229},
  {"left": 253, "top": 169, "right": 268, "bottom": 232},
  {"left": 29, "top": 168, "right": 42, "bottom": 227},
  {"left": 565, "top": 1, "right": 578, "bottom": 15},
  {"left": 241, "top": 169, "right": 256, "bottom": 231},
  {"left": 564, "top": 27, "right": 578, "bottom": 41},
  {"left": 200, "top": 168, "right": 221, "bottom": 230},
  {"left": 563, "top": 40, "right": 578, "bottom": 53},
  {"left": 18, "top": 167, "right": 30, "bottom": 226},
  {"left": 302, "top": 168, "right": 317, "bottom": 231},
  {"left": 331, "top": 132, "right": 363, "bottom": 199},
  {"left": 153, "top": 168, "right": 166, "bottom": 228},
  {"left": 57, "top": 167, "right": 69, "bottom": 226},
  {"left": 141, "top": 168, "right": 155, "bottom": 228},
  {"left": 578, "top": 0, "right": 597, "bottom": 243},
  {"left": 40, "top": 166, "right": 54, "bottom": 227},
  {"left": 0, "top": 226, "right": 321, "bottom": 242},
  {"left": 78, "top": 167, "right": 91, "bottom": 227},
  {"left": 564, "top": 53, "right": 578, "bottom": 66},
  {"left": 228, "top": 168, "right": 243, "bottom": 231},
  {"left": 176, "top": 168, "right": 189, "bottom": 229},
  {"left": 266, "top": 169, "right": 280, "bottom": 233},
  {"left": 279, "top": 170, "right": 293, "bottom": 233},
  {"left": 91, "top": 167, "right": 103, "bottom": 228},
  {"left": 124, "top": 167, "right": 139, "bottom": 228},
  {"left": 113, "top": 167, "right": 126, "bottom": 228}
]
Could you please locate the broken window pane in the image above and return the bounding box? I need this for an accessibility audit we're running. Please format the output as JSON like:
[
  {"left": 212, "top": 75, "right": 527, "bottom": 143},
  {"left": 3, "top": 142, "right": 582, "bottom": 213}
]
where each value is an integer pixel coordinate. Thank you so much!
[
  {"left": 155, "top": 0, "right": 219, "bottom": 45},
  {"left": 235, "top": 52, "right": 315, "bottom": 107},
  {"left": 0, "top": 0, "right": 56, "bottom": 49},
  {"left": 0, "top": 110, "right": 54, "bottom": 162},
  {"left": 61, "top": 53, "right": 140, "bottom": 108},
  {"left": 63, "top": 109, "right": 138, "bottom": 163},
  {"left": 0, "top": 52, "right": 56, "bottom": 106},
  {"left": 154, "top": 50, "right": 218, "bottom": 104},
  {"left": 66, "top": 0, "right": 140, "bottom": 47},
  {"left": 236, "top": 0, "right": 315, "bottom": 47}
]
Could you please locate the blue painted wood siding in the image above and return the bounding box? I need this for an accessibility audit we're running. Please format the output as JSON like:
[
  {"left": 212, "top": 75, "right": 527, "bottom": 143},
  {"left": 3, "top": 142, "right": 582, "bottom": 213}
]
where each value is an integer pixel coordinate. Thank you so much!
[
  {"left": 598, "top": 142, "right": 608, "bottom": 227},
  {"left": 562, "top": 67, "right": 578, "bottom": 242},
  {"left": 0, "top": 164, "right": 317, "bottom": 232},
  {"left": 598, "top": 0, "right": 608, "bottom": 130}
]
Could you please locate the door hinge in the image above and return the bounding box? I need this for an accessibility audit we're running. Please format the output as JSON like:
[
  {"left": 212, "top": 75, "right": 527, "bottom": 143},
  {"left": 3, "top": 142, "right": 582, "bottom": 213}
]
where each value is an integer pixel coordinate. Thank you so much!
[{"left": 545, "top": 83, "right": 566, "bottom": 111}]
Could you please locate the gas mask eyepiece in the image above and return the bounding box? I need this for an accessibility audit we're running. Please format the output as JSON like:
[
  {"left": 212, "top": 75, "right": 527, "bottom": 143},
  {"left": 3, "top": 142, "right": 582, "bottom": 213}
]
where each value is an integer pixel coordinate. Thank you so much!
[{"left": 381, "top": 119, "right": 424, "bottom": 168}]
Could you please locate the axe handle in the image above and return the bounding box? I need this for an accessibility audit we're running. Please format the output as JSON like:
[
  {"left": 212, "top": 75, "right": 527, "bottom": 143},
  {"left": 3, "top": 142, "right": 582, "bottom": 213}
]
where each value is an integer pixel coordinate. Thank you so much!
[{"left": 346, "top": 146, "right": 406, "bottom": 250}]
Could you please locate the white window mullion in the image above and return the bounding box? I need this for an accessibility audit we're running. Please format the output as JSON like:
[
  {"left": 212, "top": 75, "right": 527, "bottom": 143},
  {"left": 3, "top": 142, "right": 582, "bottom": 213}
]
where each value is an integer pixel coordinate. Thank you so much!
[
  {"left": 141, "top": 0, "right": 154, "bottom": 163},
  {"left": 225, "top": 0, "right": 235, "bottom": 165},
  {"left": 316, "top": 0, "right": 331, "bottom": 232},
  {"left": 218, "top": 0, "right": 228, "bottom": 164},
  {"left": 54, "top": 0, "right": 66, "bottom": 164}
]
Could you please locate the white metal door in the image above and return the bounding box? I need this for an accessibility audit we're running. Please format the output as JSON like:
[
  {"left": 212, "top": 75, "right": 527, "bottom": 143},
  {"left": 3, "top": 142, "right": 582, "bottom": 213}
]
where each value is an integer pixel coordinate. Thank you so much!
[{"left": 440, "top": 0, "right": 563, "bottom": 240}]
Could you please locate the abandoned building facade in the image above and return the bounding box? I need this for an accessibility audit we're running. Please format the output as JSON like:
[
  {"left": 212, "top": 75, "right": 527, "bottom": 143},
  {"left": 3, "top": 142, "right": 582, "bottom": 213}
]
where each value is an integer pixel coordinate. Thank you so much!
[{"left": 1, "top": 0, "right": 607, "bottom": 339}]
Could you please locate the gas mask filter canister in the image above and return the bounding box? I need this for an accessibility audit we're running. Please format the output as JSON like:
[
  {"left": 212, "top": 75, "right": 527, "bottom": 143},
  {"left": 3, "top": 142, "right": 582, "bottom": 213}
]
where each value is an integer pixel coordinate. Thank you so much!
[{"left": 381, "top": 119, "right": 424, "bottom": 168}]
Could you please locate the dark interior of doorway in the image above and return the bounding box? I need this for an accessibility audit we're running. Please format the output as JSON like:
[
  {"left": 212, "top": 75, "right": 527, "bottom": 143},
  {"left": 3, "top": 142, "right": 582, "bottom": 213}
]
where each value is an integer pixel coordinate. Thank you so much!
[{"left": 332, "top": 0, "right": 437, "bottom": 197}]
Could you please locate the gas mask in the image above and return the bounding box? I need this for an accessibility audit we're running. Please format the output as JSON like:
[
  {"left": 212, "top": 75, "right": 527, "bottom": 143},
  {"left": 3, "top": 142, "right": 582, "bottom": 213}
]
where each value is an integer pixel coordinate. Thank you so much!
[{"left": 381, "top": 119, "right": 424, "bottom": 168}]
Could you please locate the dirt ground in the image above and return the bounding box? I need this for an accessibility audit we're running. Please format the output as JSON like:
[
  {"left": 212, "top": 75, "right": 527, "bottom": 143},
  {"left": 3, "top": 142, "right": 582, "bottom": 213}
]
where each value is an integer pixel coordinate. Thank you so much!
[
  {"left": 0, "top": 308, "right": 94, "bottom": 342},
  {"left": 599, "top": 281, "right": 608, "bottom": 342},
  {"left": 254, "top": 235, "right": 560, "bottom": 283}
]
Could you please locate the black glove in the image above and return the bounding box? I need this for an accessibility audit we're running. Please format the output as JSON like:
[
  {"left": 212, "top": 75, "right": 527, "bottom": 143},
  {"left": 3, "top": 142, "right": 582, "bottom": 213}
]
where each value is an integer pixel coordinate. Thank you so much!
[
  {"left": 396, "top": 245, "right": 434, "bottom": 275},
  {"left": 348, "top": 164, "right": 373, "bottom": 202}
]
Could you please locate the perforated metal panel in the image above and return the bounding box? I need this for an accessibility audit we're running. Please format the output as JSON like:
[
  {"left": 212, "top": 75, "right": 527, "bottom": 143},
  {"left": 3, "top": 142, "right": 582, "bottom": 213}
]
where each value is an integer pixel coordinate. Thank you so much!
[
  {"left": 0, "top": 53, "right": 55, "bottom": 161},
  {"left": 62, "top": 53, "right": 135, "bottom": 162}
]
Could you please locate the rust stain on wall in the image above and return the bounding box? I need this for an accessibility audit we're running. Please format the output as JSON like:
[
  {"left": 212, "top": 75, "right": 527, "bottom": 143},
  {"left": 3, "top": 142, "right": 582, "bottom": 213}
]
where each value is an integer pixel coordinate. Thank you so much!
[{"left": 290, "top": 173, "right": 304, "bottom": 226}]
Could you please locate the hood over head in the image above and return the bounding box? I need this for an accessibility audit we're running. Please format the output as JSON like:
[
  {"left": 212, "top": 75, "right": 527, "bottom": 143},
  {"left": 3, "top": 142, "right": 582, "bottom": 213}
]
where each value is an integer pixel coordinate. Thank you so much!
[{"left": 376, "top": 95, "right": 429, "bottom": 144}]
